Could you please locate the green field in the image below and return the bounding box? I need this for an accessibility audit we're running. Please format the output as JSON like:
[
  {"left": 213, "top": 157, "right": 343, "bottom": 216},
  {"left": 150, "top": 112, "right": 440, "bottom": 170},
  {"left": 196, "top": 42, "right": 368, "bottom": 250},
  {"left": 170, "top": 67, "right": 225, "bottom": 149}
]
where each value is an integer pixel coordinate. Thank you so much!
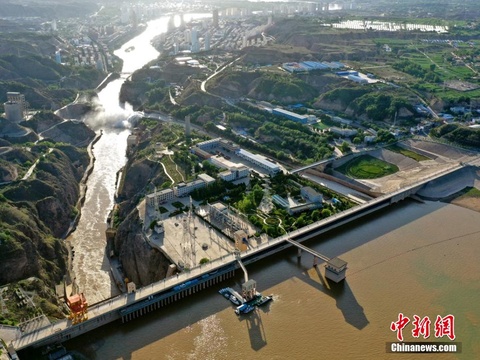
[
  {"left": 312, "top": 121, "right": 330, "bottom": 130},
  {"left": 336, "top": 154, "right": 399, "bottom": 179},
  {"left": 387, "top": 144, "right": 430, "bottom": 161}
]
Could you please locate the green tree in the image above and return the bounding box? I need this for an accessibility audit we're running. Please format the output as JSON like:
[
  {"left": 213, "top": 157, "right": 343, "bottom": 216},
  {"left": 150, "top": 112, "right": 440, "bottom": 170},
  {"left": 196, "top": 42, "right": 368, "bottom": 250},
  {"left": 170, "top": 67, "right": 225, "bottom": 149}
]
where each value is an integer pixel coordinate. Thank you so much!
[{"left": 340, "top": 141, "right": 351, "bottom": 153}]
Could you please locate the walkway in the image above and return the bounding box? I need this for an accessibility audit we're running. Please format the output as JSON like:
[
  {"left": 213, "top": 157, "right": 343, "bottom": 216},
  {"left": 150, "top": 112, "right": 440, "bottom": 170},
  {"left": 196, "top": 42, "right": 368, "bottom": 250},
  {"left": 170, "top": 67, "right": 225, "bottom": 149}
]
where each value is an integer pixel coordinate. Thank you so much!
[{"left": 285, "top": 238, "right": 330, "bottom": 262}]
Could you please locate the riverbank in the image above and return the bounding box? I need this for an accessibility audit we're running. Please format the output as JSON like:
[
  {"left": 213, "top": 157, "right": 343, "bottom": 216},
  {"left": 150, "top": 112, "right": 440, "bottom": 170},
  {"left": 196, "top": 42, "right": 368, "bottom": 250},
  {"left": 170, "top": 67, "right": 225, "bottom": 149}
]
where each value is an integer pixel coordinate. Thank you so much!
[
  {"left": 96, "top": 73, "right": 121, "bottom": 92},
  {"left": 62, "top": 130, "right": 103, "bottom": 296},
  {"left": 442, "top": 186, "right": 480, "bottom": 212},
  {"left": 63, "top": 130, "right": 103, "bottom": 239}
]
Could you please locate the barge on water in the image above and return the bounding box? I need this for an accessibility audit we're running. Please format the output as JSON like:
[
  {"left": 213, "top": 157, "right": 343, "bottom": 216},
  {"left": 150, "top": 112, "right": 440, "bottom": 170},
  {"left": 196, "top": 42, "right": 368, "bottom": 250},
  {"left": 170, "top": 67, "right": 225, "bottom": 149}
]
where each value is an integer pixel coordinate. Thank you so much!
[{"left": 219, "top": 287, "right": 273, "bottom": 315}]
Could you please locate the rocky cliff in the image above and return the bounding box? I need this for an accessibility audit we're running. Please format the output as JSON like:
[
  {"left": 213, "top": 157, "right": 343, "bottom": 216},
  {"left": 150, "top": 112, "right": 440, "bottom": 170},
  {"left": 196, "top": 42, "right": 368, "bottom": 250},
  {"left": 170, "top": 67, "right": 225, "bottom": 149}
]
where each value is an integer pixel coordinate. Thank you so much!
[
  {"left": 0, "top": 143, "right": 89, "bottom": 286},
  {"left": 112, "top": 122, "right": 173, "bottom": 286},
  {"left": 114, "top": 210, "right": 169, "bottom": 286}
]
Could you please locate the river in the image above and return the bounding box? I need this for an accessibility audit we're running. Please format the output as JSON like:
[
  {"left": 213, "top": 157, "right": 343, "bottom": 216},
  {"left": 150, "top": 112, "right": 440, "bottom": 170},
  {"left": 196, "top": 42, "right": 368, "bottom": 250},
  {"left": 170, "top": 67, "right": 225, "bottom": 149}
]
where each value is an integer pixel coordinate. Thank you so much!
[
  {"left": 66, "top": 15, "right": 479, "bottom": 360},
  {"left": 68, "top": 14, "right": 207, "bottom": 304}
]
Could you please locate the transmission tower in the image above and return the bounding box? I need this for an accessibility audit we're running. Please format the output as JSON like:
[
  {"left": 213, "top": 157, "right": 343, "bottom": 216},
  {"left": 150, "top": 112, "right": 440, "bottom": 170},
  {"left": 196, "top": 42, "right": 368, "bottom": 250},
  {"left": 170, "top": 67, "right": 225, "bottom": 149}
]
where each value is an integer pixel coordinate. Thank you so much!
[
  {"left": 189, "top": 197, "right": 196, "bottom": 267},
  {"left": 182, "top": 215, "right": 190, "bottom": 269}
]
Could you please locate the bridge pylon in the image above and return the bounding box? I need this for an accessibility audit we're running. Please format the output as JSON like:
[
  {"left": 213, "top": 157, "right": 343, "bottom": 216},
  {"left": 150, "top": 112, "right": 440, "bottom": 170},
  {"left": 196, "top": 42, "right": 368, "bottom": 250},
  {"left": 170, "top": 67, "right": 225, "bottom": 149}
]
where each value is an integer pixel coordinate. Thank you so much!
[{"left": 287, "top": 238, "right": 347, "bottom": 283}]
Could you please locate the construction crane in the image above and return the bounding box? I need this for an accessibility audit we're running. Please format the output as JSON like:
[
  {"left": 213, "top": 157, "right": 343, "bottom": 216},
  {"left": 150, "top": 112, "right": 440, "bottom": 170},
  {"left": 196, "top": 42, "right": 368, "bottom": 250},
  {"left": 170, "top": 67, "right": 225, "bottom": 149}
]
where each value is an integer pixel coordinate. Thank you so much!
[{"left": 66, "top": 293, "right": 88, "bottom": 324}]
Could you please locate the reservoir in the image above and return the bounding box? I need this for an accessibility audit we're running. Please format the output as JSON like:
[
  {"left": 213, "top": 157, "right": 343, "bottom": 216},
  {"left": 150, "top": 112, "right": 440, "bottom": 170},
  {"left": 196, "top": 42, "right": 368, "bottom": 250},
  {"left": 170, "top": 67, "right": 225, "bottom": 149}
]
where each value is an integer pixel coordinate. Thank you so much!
[{"left": 63, "top": 13, "right": 479, "bottom": 360}]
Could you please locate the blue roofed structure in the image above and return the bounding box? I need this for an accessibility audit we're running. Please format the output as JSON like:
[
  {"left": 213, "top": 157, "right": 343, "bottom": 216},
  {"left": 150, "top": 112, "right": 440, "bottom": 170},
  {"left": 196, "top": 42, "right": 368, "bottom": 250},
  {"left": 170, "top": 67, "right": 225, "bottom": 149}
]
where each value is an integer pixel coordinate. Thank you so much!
[{"left": 272, "top": 108, "right": 308, "bottom": 124}]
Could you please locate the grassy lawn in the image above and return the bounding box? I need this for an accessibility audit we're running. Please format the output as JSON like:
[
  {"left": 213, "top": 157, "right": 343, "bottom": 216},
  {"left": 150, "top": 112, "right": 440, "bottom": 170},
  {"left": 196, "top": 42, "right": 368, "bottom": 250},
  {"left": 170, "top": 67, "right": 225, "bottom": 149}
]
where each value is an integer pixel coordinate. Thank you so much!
[
  {"left": 161, "top": 156, "right": 184, "bottom": 184},
  {"left": 172, "top": 201, "right": 184, "bottom": 209},
  {"left": 454, "top": 187, "right": 480, "bottom": 200},
  {"left": 312, "top": 122, "right": 330, "bottom": 130},
  {"left": 387, "top": 144, "right": 431, "bottom": 162},
  {"left": 336, "top": 154, "right": 399, "bottom": 179},
  {"left": 158, "top": 206, "right": 169, "bottom": 214}
]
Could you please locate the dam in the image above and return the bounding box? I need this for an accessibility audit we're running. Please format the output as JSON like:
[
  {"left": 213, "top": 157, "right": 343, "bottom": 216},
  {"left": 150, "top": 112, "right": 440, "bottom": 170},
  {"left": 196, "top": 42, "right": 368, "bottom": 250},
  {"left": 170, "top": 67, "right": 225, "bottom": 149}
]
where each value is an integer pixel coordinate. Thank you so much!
[{"left": 9, "top": 163, "right": 471, "bottom": 354}]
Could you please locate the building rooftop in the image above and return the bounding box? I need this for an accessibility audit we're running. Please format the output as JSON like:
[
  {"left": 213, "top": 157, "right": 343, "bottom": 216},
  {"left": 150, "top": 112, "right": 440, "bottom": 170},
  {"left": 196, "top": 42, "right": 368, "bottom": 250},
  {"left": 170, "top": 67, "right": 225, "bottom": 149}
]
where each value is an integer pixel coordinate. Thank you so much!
[
  {"left": 301, "top": 186, "right": 320, "bottom": 198},
  {"left": 198, "top": 173, "right": 215, "bottom": 184},
  {"left": 237, "top": 149, "right": 280, "bottom": 172},
  {"left": 327, "top": 257, "right": 347, "bottom": 270},
  {"left": 211, "top": 202, "right": 227, "bottom": 212}
]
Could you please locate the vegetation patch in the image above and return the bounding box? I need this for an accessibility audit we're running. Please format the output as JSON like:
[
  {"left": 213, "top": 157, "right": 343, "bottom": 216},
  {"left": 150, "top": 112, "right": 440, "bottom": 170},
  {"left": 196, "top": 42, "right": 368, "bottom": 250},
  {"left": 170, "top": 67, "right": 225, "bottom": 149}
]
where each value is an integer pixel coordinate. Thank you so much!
[
  {"left": 265, "top": 217, "right": 280, "bottom": 226},
  {"left": 387, "top": 144, "right": 430, "bottom": 162},
  {"left": 444, "top": 187, "right": 480, "bottom": 202},
  {"left": 430, "top": 124, "right": 480, "bottom": 148},
  {"left": 161, "top": 156, "right": 184, "bottom": 184},
  {"left": 336, "top": 154, "right": 399, "bottom": 179},
  {"left": 172, "top": 201, "right": 184, "bottom": 209},
  {"left": 158, "top": 206, "right": 169, "bottom": 214}
]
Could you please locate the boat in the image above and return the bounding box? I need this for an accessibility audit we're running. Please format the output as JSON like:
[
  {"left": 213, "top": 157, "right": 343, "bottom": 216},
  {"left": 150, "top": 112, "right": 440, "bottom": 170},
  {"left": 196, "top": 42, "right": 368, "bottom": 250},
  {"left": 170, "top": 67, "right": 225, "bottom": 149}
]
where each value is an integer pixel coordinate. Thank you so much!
[
  {"left": 229, "top": 295, "right": 241, "bottom": 306},
  {"left": 235, "top": 303, "right": 255, "bottom": 315},
  {"left": 219, "top": 287, "right": 232, "bottom": 299},
  {"left": 256, "top": 295, "right": 273, "bottom": 307},
  {"left": 125, "top": 46, "right": 135, "bottom": 52}
]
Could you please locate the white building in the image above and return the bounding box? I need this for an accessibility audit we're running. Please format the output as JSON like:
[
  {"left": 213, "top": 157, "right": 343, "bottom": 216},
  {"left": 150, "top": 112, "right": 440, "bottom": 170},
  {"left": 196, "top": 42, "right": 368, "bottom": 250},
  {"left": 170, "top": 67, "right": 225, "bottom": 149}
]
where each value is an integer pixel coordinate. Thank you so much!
[
  {"left": 196, "top": 138, "right": 221, "bottom": 150},
  {"left": 197, "top": 173, "right": 216, "bottom": 185},
  {"left": 209, "top": 156, "right": 230, "bottom": 169},
  {"left": 174, "top": 180, "right": 205, "bottom": 197},
  {"left": 236, "top": 149, "right": 280, "bottom": 175},
  {"left": 219, "top": 165, "right": 249, "bottom": 182},
  {"left": 146, "top": 188, "right": 175, "bottom": 207},
  {"left": 191, "top": 28, "right": 200, "bottom": 53},
  {"left": 330, "top": 127, "right": 358, "bottom": 137},
  {"left": 205, "top": 32, "right": 211, "bottom": 51}
]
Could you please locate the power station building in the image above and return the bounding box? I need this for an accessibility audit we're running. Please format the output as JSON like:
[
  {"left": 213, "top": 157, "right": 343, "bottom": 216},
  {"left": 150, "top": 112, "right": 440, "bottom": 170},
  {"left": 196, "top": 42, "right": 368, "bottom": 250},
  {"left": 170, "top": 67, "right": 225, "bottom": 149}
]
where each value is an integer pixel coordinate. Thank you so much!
[{"left": 236, "top": 149, "right": 280, "bottom": 175}]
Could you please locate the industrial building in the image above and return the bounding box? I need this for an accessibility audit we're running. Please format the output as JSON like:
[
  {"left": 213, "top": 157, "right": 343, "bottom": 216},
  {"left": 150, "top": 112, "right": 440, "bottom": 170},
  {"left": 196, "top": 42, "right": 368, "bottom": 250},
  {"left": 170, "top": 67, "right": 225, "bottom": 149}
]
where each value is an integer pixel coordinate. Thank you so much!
[
  {"left": 192, "top": 137, "right": 279, "bottom": 176},
  {"left": 300, "top": 186, "right": 323, "bottom": 203},
  {"left": 146, "top": 189, "right": 175, "bottom": 207},
  {"left": 219, "top": 139, "right": 240, "bottom": 152},
  {"left": 236, "top": 149, "right": 280, "bottom": 175},
  {"left": 282, "top": 61, "right": 345, "bottom": 73},
  {"left": 196, "top": 138, "right": 221, "bottom": 150},
  {"left": 145, "top": 173, "right": 215, "bottom": 204},
  {"left": 174, "top": 180, "right": 205, "bottom": 197},
  {"left": 272, "top": 108, "right": 308, "bottom": 124},
  {"left": 190, "top": 147, "right": 212, "bottom": 160},
  {"left": 197, "top": 173, "right": 216, "bottom": 185},
  {"left": 173, "top": 173, "right": 216, "bottom": 197},
  {"left": 347, "top": 74, "right": 368, "bottom": 84},
  {"left": 330, "top": 127, "right": 358, "bottom": 137},
  {"left": 218, "top": 165, "right": 249, "bottom": 182},
  {"left": 4, "top": 92, "right": 26, "bottom": 123}
]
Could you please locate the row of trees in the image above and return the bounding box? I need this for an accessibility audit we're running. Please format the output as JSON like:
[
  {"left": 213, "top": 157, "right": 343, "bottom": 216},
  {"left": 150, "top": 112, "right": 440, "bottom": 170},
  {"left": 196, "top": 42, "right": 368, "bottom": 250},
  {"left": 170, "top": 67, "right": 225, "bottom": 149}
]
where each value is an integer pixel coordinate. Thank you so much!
[
  {"left": 351, "top": 92, "right": 414, "bottom": 122},
  {"left": 430, "top": 123, "right": 480, "bottom": 147}
]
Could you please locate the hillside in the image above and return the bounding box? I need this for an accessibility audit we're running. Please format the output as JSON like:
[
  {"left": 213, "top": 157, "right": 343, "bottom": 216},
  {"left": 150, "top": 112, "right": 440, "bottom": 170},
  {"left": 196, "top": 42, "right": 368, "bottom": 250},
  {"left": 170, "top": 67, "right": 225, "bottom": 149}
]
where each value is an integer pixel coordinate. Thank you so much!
[
  {"left": 208, "top": 70, "right": 319, "bottom": 104},
  {"left": 0, "top": 143, "right": 90, "bottom": 283},
  {"left": 314, "top": 86, "right": 416, "bottom": 122},
  {"left": 0, "top": 32, "right": 105, "bottom": 111},
  {"left": 0, "top": 1, "right": 99, "bottom": 19}
]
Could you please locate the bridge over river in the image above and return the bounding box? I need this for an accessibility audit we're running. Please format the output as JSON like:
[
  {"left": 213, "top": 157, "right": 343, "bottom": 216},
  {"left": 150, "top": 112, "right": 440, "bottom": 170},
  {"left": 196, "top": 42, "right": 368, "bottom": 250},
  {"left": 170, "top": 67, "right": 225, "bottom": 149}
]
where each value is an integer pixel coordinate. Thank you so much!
[{"left": 10, "top": 163, "right": 469, "bottom": 353}]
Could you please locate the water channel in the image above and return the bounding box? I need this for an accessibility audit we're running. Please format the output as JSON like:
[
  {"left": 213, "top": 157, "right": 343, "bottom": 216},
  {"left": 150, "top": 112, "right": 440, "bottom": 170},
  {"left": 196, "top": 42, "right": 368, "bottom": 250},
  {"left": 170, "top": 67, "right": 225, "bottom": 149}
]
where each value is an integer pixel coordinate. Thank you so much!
[{"left": 64, "top": 14, "right": 479, "bottom": 360}]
